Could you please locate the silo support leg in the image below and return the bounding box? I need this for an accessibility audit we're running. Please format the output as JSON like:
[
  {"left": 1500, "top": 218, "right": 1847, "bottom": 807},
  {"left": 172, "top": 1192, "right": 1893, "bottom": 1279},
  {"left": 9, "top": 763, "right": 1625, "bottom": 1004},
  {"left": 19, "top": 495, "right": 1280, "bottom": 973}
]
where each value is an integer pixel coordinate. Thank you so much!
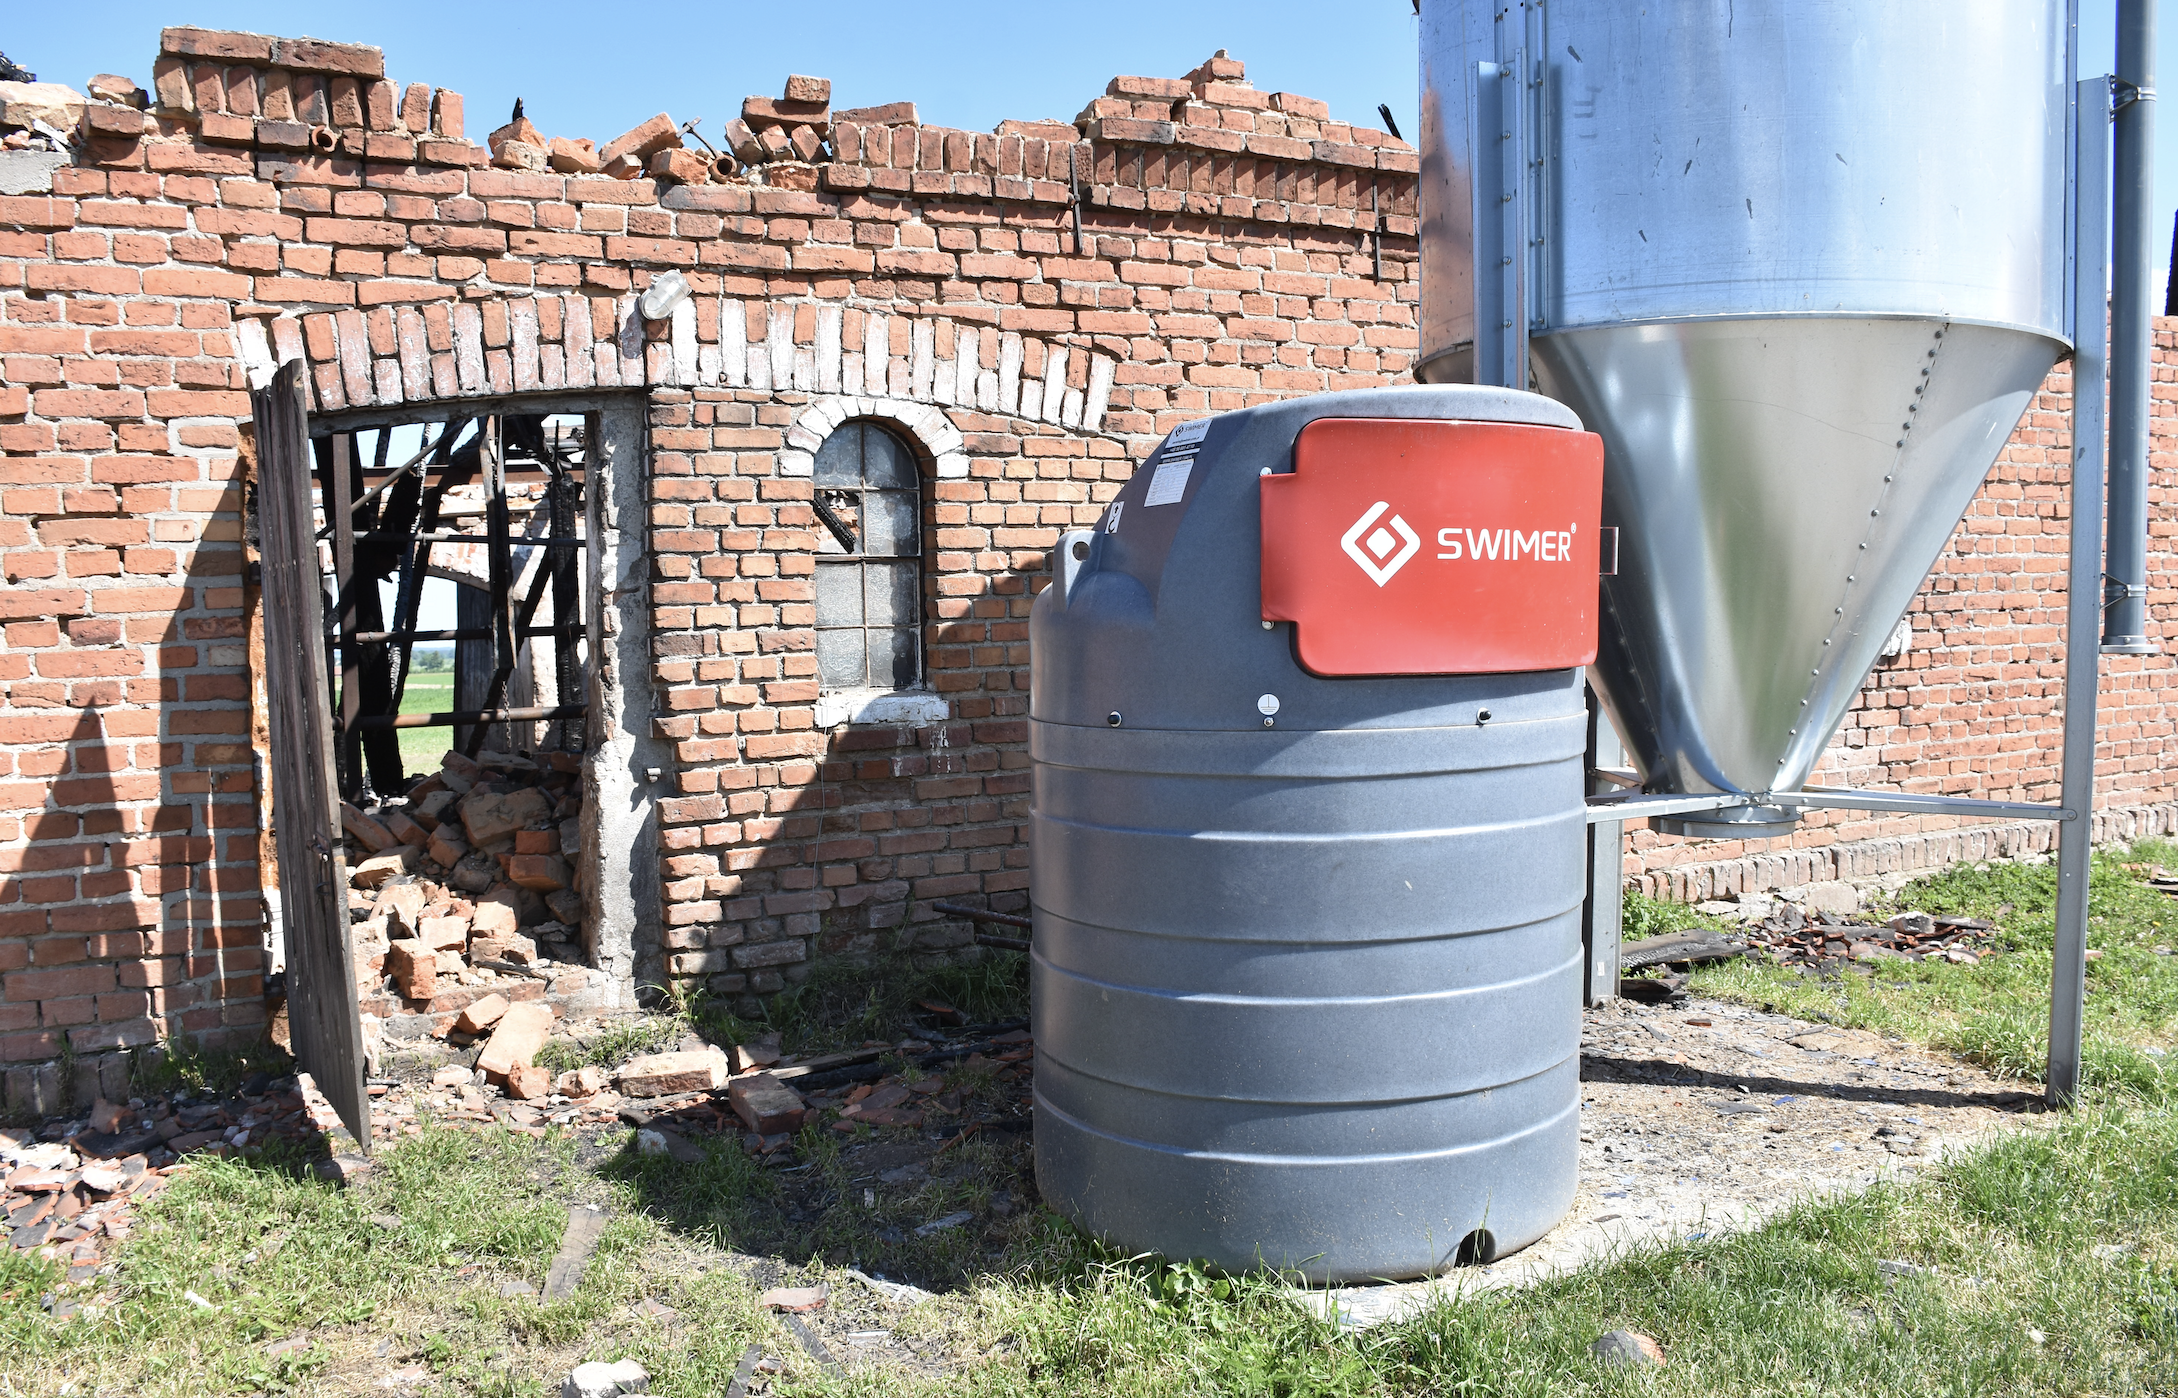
[
  {"left": 1582, "top": 686, "right": 1623, "bottom": 1006},
  {"left": 2049, "top": 74, "right": 2113, "bottom": 1108}
]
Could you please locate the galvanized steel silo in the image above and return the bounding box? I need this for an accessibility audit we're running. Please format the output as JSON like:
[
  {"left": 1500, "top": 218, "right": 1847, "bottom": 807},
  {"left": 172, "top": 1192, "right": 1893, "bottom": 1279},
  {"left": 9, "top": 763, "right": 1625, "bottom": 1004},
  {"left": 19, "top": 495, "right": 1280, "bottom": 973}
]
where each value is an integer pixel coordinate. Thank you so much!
[
  {"left": 1030, "top": 385, "right": 1604, "bottom": 1281},
  {"left": 1419, "top": 0, "right": 2071, "bottom": 833}
]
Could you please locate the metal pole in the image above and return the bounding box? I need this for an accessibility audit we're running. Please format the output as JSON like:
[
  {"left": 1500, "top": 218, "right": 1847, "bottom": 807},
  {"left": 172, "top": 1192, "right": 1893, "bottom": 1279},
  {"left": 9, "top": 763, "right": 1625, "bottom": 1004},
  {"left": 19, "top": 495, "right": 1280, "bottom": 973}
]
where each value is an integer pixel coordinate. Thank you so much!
[
  {"left": 2051, "top": 76, "right": 2112, "bottom": 1108},
  {"left": 1582, "top": 681, "right": 1624, "bottom": 1005},
  {"left": 2104, "top": 0, "right": 2157, "bottom": 653}
]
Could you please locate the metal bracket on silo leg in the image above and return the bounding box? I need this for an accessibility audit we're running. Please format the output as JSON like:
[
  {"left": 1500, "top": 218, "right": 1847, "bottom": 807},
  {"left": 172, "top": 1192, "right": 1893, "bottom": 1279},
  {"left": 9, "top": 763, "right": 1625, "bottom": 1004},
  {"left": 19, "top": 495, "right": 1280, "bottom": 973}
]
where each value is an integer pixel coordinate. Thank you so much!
[{"left": 1581, "top": 683, "right": 1624, "bottom": 1006}]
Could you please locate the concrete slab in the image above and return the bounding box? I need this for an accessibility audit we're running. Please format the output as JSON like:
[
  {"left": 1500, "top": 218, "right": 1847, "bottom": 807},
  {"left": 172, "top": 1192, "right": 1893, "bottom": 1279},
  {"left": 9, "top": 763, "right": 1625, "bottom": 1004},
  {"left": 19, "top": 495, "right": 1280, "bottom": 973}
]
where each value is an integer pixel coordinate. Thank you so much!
[{"left": 1294, "top": 994, "right": 2048, "bottom": 1328}]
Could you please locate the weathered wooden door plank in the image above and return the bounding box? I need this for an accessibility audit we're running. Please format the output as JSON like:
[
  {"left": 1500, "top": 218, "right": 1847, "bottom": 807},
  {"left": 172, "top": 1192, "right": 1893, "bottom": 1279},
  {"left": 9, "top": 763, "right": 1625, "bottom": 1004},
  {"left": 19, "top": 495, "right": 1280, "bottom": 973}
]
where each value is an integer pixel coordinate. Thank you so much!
[{"left": 249, "top": 362, "right": 371, "bottom": 1151}]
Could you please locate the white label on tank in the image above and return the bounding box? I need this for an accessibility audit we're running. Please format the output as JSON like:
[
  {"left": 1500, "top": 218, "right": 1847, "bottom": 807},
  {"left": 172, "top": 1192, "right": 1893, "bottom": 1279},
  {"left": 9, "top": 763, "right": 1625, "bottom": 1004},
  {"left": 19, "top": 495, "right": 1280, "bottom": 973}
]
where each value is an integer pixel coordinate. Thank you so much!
[
  {"left": 1143, "top": 419, "right": 1211, "bottom": 507},
  {"left": 1144, "top": 459, "right": 1192, "bottom": 507}
]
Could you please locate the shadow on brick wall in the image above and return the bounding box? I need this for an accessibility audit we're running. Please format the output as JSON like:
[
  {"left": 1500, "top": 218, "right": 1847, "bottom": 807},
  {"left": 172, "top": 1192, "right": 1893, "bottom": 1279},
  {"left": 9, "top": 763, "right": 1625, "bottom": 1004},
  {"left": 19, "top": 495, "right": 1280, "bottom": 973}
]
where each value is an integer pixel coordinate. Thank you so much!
[{"left": 4, "top": 583, "right": 272, "bottom": 1120}]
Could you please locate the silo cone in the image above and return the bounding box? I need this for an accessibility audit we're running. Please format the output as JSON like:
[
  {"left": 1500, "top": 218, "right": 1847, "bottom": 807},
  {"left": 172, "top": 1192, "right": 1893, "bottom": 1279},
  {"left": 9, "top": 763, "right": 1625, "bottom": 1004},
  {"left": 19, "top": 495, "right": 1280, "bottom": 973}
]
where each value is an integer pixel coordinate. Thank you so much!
[
  {"left": 1029, "top": 385, "right": 1605, "bottom": 1282},
  {"left": 1420, "top": 0, "right": 2070, "bottom": 831}
]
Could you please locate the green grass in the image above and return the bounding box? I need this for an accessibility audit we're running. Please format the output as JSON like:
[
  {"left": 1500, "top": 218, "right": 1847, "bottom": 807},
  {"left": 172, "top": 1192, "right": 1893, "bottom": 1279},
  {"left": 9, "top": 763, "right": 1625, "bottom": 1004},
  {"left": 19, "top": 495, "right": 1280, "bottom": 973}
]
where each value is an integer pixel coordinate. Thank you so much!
[
  {"left": 923, "top": 1102, "right": 2178, "bottom": 1395},
  {"left": 533, "top": 1017, "right": 687, "bottom": 1075},
  {"left": 1623, "top": 889, "right": 1732, "bottom": 941},
  {"left": 731, "top": 950, "right": 1029, "bottom": 1052},
  {"left": 13, "top": 1097, "right": 2178, "bottom": 1394},
  {"left": 15, "top": 855, "right": 2178, "bottom": 1394},
  {"left": 1687, "top": 841, "right": 2178, "bottom": 1097},
  {"left": 123, "top": 1032, "right": 292, "bottom": 1102},
  {"left": 394, "top": 670, "right": 460, "bottom": 778}
]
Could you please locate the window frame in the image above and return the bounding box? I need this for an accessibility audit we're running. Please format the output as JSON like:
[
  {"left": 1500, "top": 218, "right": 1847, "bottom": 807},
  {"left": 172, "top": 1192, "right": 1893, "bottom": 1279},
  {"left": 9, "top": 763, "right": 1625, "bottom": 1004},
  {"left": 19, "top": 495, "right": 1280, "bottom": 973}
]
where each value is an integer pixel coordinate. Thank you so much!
[{"left": 811, "top": 418, "right": 927, "bottom": 702}]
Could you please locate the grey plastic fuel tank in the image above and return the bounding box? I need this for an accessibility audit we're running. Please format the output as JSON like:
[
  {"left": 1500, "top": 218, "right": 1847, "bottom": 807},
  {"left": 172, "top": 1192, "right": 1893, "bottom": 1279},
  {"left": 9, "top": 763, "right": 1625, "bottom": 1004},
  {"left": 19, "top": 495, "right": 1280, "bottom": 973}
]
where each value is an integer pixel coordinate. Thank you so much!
[
  {"left": 1030, "top": 385, "right": 1589, "bottom": 1282},
  {"left": 1418, "top": 0, "right": 2069, "bottom": 834}
]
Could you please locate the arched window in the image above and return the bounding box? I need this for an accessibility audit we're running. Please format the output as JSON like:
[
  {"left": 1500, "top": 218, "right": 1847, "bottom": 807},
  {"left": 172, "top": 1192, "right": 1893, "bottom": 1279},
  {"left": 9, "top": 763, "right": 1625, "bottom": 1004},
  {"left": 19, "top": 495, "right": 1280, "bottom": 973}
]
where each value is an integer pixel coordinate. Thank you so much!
[{"left": 813, "top": 420, "right": 922, "bottom": 691}]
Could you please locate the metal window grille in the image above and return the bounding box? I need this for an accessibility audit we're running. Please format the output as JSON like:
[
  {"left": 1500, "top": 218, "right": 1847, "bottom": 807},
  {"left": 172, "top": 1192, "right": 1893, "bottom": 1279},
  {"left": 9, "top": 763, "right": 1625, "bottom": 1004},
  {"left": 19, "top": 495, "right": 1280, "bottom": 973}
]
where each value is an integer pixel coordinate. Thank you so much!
[{"left": 813, "top": 421, "right": 923, "bottom": 691}]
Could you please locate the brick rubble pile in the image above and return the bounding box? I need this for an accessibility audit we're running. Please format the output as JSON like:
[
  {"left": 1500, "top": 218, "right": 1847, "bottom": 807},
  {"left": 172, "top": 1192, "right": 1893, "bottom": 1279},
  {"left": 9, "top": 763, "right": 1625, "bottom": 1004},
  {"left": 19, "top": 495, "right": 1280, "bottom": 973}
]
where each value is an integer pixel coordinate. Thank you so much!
[
  {"left": 1745, "top": 908, "right": 2001, "bottom": 968},
  {"left": 339, "top": 746, "right": 594, "bottom": 1071},
  {"left": 605, "top": 1017, "right": 1035, "bottom": 1158}
]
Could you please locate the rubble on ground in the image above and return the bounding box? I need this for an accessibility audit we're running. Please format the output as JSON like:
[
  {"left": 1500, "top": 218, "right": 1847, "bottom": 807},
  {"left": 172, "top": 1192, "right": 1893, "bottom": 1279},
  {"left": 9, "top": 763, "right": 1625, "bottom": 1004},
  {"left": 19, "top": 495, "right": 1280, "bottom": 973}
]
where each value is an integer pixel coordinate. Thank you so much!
[
  {"left": 561, "top": 1357, "right": 649, "bottom": 1398},
  {"left": 350, "top": 1002, "right": 1033, "bottom": 1168},
  {"left": 1618, "top": 904, "right": 2002, "bottom": 1001},
  {"left": 1742, "top": 905, "right": 2001, "bottom": 968},
  {"left": 335, "top": 745, "right": 602, "bottom": 1064},
  {"left": 0, "top": 1070, "right": 349, "bottom": 1280},
  {"left": 1, "top": 996, "right": 1039, "bottom": 1312},
  {"left": 602, "top": 1017, "right": 1033, "bottom": 1158}
]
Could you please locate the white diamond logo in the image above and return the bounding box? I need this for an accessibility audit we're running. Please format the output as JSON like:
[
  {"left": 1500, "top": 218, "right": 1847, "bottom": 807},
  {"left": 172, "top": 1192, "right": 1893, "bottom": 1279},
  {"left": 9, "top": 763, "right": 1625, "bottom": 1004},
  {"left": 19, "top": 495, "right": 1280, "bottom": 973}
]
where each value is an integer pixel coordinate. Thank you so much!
[{"left": 1341, "top": 501, "right": 1420, "bottom": 586}]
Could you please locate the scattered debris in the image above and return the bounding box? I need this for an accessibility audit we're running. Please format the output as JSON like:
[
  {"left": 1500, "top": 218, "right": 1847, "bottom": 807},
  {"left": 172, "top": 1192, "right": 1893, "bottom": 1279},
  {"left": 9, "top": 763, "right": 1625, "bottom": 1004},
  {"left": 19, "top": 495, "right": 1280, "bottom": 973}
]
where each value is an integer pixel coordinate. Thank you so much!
[
  {"left": 782, "top": 1312, "right": 840, "bottom": 1370},
  {"left": 1617, "top": 971, "right": 1690, "bottom": 1004},
  {"left": 560, "top": 1357, "right": 649, "bottom": 1398},
  {"left": 1, "top": 1079, "right": 352, "bottom": 1264},
  {"left": 1591, "top": 1328, "right": 1666, "bottom": 1368},
  {"left": 1739, "top": 903, "right": 2003, "bottom": 968},
  {"left": 758, "top": 1284, "right": 829, "bottom": 1312},
  {"left": 913, "top": 1211, "right": 974, "bottom": 1237},
  {"left": 1618, "top": 930, "right": 1748, "bottom": 970},
  {"left": 843, "top": 1268, "right": 936, "bottom": 1307},
  {"left": 617, "top": 1050, "right": 728, "bottom": 1097},
  {"left": 722, "top": 1345, "right": 764, "bottom": 1398},
  {"left": 543, "top": 1205, "right": 608, "bottom": 1301}
]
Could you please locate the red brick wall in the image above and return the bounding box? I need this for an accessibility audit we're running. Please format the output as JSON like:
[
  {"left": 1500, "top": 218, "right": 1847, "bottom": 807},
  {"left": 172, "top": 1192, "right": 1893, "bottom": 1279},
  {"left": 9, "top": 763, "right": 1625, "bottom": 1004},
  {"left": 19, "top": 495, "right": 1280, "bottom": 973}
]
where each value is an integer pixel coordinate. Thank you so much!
[{"left": 0, "top": 30, "right": 1421, "bottom": 1105}]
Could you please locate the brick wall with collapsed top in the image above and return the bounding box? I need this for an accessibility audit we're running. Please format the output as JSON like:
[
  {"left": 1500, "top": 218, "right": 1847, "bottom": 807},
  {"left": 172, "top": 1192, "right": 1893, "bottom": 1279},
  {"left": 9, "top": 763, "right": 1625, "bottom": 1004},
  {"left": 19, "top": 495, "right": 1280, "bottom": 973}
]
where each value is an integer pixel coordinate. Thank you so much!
[{"left": 0, "top": 29, "right": 1422, "bottom": 1108}]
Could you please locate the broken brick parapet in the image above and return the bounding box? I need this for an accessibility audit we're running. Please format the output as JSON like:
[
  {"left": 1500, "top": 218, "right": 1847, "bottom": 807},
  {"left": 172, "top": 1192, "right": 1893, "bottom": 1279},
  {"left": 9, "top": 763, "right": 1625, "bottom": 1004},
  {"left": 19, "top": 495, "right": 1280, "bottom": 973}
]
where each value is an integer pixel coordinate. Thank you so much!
[{"left": 91, "top": 29, "right": 1416, "bottom": 233}]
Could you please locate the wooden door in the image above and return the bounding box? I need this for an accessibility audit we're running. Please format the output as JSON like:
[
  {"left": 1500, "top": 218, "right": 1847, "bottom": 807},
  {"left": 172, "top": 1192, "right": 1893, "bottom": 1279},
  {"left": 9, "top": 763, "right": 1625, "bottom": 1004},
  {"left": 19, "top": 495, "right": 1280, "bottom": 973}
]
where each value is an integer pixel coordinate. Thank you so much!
[{"left": 249, "top": 362, "right": 372, "bottom": 1150}]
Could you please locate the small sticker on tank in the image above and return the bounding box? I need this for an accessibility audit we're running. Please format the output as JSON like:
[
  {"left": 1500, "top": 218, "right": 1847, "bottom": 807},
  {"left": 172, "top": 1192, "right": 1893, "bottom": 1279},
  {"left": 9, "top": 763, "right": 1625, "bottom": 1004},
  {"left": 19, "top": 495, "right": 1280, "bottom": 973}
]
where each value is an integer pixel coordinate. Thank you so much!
[{"left": 1144, "top": 459, "right": 1192, "bottom": 506}]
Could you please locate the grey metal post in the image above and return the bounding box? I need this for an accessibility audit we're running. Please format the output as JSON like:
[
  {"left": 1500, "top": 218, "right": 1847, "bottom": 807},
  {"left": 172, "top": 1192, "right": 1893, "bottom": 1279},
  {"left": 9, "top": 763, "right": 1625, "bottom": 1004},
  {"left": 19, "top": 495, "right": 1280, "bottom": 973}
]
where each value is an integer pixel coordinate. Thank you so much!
[
  {"left": 2051, "top": 76, "right": 2112, "bottom": 1107},
  {"left": 2104, "top": 0, "right": 2157, "bottom": 653},
  {"left": 1582, "top": 681, "right": 1624, "bottom": 1005}
]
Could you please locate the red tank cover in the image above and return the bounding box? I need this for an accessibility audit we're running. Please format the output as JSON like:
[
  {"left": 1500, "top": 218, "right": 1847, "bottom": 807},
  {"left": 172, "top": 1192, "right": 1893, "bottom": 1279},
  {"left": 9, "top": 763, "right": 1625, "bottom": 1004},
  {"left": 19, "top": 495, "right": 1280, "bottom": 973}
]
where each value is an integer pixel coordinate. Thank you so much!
[{"left": 1260, "top": 418, "right": 1605, "bottom": 676}]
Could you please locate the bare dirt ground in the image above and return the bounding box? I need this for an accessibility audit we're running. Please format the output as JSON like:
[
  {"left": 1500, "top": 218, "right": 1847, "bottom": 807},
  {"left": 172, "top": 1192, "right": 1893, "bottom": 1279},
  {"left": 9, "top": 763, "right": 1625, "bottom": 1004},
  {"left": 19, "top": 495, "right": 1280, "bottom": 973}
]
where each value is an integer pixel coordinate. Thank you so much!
[{"left": 1306, "top": 993, "right": 2048, "bottom": 1327}]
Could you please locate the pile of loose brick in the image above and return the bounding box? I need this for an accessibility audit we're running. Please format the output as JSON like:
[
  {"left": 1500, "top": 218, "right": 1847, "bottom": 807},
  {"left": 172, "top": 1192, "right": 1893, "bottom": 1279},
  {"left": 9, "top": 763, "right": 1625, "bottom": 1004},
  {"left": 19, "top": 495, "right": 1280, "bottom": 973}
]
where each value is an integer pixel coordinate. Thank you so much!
[
  {"left": 124, "top": 30, "right": 888, "bottom": 194},
  {"left": 338, "top": 746, "right": 596, "bottom": 1069},
  {"left": 1746, "top": 908, "right": 2002, "bottom": 968}
]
